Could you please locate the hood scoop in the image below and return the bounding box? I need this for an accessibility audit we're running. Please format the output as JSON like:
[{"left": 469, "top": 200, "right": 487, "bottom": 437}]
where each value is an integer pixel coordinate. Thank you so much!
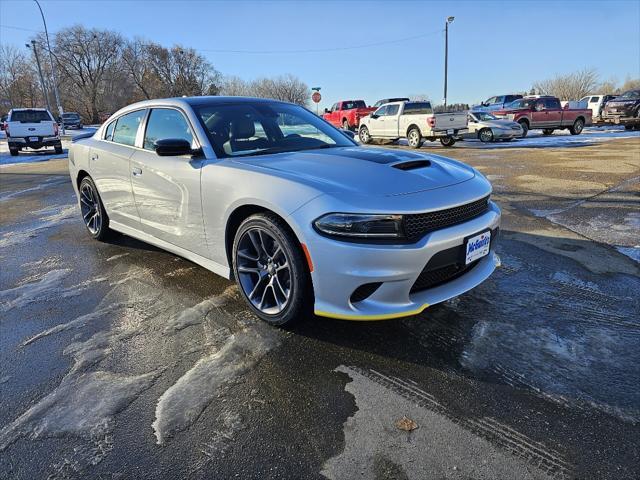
[{"left": 392, "top": 160, "right": 431, "bottom": 171}]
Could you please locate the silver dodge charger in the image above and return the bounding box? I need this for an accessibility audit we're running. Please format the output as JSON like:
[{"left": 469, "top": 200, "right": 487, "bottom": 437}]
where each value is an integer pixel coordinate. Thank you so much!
[{"left": 69, "top": 97, "right": 500, "bottom": 325}]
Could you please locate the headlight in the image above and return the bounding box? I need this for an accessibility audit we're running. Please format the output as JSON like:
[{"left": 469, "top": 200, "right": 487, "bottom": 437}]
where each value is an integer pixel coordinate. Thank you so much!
[{"left": 314, "top": 213, "right": 404, "bottom": 239}]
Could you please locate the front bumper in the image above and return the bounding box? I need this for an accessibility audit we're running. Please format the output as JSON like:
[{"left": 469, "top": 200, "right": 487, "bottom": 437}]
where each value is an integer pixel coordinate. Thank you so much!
[
  {"left": 292, "top": 199, "right": 501, "bottom": 320},
  {"left": 493, "top": 128, "right": 522, "bottom": 139}
]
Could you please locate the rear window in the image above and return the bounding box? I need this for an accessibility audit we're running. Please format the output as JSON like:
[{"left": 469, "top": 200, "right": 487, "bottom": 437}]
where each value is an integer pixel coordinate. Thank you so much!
[
  {"left": 342, "top": 101, "right": 366, "bottom": 110},
  {"left": 10, "top": 110, "right": 52, "bottom": 123},
  {"left": 404, "top": 102, "right": 433, "bottom": 114}
]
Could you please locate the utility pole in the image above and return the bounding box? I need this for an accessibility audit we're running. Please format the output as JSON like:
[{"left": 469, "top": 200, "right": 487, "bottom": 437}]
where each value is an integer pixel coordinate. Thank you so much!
[
  {"left": 443, "top": 16, "right": 455, "bottom": 109},
  {"left": 26, "top": 40, "right": 51, "bottom": 112},
  {"left": 34, "top": 0, "right": 64, "bottom": 133}
]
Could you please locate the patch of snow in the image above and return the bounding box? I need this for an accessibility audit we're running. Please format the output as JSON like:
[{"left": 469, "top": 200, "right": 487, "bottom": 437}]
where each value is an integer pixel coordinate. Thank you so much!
[
  {"left": 152, "top": 327, "right": 278, "bottom": 444},
  {"left": 0, "top": 269, "right": 71, "bottom": 312},
  {"left": 616, "top": 246, "right": 640, "bottom": 263},
  {"left": 105, "top": 253, "right": 129, "bottom": 262},
  {"left": 551, "top": 271, "right": 603, "bottom": 294},
  {"left": 0, "top": 375, "right": 10, "bottom": 384},
  {"left": 0, "top": 204, "right": 78, "bottom": 249},
  {"left": 0, "top": 370, "right": 160, "bottom": 451},
  {"left": 164, "top": 286, "right": 238, "bottom": 333},
  {"left": 0, "top": 177, "right": 68, "bottom": 202}
]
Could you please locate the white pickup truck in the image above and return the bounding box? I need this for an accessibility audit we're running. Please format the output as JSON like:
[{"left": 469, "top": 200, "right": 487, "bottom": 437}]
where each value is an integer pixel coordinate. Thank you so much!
[
  {"left": 5, "top": 108, "right": 62, "bottom": 156},
  {"left": 358, "top": 101, "right": 468, "bottom": 147}
]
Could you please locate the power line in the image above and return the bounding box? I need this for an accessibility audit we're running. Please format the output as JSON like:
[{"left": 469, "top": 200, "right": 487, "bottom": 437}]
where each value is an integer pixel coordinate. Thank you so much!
[{"left": 1, "top": 23, "right": 443, "bottom": 54}]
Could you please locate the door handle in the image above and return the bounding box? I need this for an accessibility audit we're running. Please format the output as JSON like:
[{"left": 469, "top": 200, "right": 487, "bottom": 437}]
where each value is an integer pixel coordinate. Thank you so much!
[
  {"left": 90, "top": 154, "right": 98, "bottom": 161},
  {"left": 132, "top": 167, "right": 142, "bottom": 176}
]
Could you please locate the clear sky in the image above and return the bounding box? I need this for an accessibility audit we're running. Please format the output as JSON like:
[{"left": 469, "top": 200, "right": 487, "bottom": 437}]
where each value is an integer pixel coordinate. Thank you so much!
[{"left": 1, "top": 0, "right": 639, "bottom": 110}]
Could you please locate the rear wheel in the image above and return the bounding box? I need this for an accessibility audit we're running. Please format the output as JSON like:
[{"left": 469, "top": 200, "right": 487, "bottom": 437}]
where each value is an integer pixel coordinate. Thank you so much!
[
  {"left": 569, "top": 118, "right": 584, "bottom": 135},
  {"left": 359, "top": 126, "right": 371, "bottom": 144},
  {"left": 518, "top": 120, "right": 529, "bottom": 138},
  {"left": 9, "top": 147, "right": 19, "bottom": 156},
  {"left": 542, "top": 128, "right": 554, "bottom": 136},
  {"left": 625, "top": 125, "right": 634, "bottom": 131},
  {"left": 407, "top": 127, "right": 423, "bottom": 148},
  {"left": 79, "top": 176, "right": 111, "bottom": 241},
  {"left": 342, "top": 119, "right": 351, "bottom": 131},
  {"left": 233, "top": 213, "right": 312, "bottom": 326},
  {"left": 440, "top": 137, "right": 456, "bottom": 147},
  {"left": 54, "top": 145, "right": 63, "bottom": 154},
  {"left": 478, "top": 128, "right": 494, "bottom": 143}
]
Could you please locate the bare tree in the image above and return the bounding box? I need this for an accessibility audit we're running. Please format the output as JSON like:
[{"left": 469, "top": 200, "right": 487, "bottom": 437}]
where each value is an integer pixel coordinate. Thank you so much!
[
  {"left": 250, "top": 74, "right": 310, "bottom": 105},
  {"left": 533, "top": 68, "right": 600, "bottom": 100},
  {"left": 219, "top": 75, "right": 252, "bottom": 97},
  {"left": 408, "top": 93, "right": 430, "bottom": 101},
  {"left": 0, "top": 45, "right": 42, "bottom": 111}
]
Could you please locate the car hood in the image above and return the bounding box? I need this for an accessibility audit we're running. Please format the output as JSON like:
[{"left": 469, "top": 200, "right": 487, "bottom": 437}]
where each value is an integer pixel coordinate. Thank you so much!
[{"left": 231, "top": 147, "right": 476, "bottom": 196}]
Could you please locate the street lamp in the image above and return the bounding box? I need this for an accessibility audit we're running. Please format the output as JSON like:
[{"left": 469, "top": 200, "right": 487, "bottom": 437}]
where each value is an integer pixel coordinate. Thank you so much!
[
  {"left": 26, "top": 40, "right": 51, "bottom": 112},
  {"left": 34, "top": 0, "right": 64, "bottom": 132},
  {"left": 443, "top": 16, "right": 455, "bottom": 109}
]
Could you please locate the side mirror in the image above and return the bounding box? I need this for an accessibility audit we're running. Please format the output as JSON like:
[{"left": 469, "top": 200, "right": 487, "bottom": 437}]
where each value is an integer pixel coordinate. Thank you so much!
[
  {"left": 324, "top": 108, "right": 330, "bottom": 114},
  {"left": 370, "top": 114, "right": 379, "bottom": 119},
  {"left": 154, "top": 138, "right": 193, "bottom": 156}
]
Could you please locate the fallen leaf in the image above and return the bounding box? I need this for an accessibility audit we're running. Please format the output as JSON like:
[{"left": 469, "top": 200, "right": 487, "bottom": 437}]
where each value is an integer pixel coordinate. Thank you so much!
[{"left": 395, "top": 416, "right": 418, "bottom": 431}]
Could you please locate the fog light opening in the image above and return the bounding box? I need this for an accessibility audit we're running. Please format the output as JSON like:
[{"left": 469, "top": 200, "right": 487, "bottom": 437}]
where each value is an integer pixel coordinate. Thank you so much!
[{"left": 350, "top": 282, "right": 383, "bottom": 304}]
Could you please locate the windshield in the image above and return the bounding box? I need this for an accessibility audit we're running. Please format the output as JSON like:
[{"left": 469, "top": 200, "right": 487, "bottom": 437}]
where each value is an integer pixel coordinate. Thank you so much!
[
  {"left": 472, "top": 111, "right": 498, "bottom": 121},
  {"left": 62, "top": 113, "right": 79, "bottom": 119},
  {"left": 620, "top": 90, "right": 640, "bottom": 99},
  {"left": 505, "top": 99, "right": 536, "bottom": 109},
  {"left": 195, "top": 101, "right": 356, "bottom": 159}
]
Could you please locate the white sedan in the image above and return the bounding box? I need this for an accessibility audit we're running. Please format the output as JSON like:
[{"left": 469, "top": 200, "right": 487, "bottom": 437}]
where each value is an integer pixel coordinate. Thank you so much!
[{"left": 467, "top": 111, "right": 523, "bottom": 142}]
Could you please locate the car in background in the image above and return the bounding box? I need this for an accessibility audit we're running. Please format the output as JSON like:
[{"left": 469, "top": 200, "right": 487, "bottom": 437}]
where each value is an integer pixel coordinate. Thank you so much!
[
  {"left": 466, "top": 111, "right": 523, "bottom": 142},
  {"left": 69, "top": 96, "right": 500, "bottom": 325},
  {"left": 59, "top": 112, "right": 84, "bottom": 129},
  {"left": 473, "top": 94, "right": 523, "bottom": 112},
  {"left": 358, "top": 101, "right": 468, "bottom": 147},
  {"left": 492, "top": 96, "right": 592, "bottom": 137},
  {"left": 5, "top": 108, "right": 62, "bottom": 156},
  {"left": 602, "top": 89, "right": 640, "bottom": 130},
  {"left": 323, "top": 100, "right": 376, "bottom": 130},
  {"left": 578, "top": 95, "right": 617, "bottom": 121},
  {"left": 373, "top": 97, "right": 410, "bottom": 108},
  {"left": 0, "top": 114, "right": 6, "bottom": 131}
]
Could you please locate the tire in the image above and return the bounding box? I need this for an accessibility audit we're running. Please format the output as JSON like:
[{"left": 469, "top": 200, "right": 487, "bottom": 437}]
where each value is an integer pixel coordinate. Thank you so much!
[
  {"left": 54, "top": 145, "right": 63, "bottom": 154},
  {"left": 542, "top": 129, "right": 554, "bottom": 136},
  {"left": 342, "top": 119, "right": 350, "bottom": 131},
  {"left": 440, "top": 137, "right": 456, "bottom": 147},
  {"left": 79, "top": 176, "right": 111, "bottom": 241},
  {"left": 569, "top": 118, "right": 584, "bottom": 135},
  {"left": 502, "top": 138, "right": 513, "bottom": 142},
  {"left": 359, "top": 126, "right": 372, "bottom": 144},
  {"left": 478, "top": 128, "right": 494, "bottom": 143},
  {"left": 9, "top": 147, "right": 19, "bottom": 156},
  {"left": 518, "top": 120, "right": 529, "bottom": 138},
  {"left": 407, "top": 127, "right": 423, "bottom": 148},
  {"left": 232, "top": 213, "right": 312, "bottom": 326},
  {"left": 625, "top": 125, "right": 634, "bottom": 131}
]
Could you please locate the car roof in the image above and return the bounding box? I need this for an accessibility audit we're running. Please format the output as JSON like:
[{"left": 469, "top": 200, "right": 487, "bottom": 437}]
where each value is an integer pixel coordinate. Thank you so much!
[{"left": 9, "top": 108, "right": 50, "bottom": 112}]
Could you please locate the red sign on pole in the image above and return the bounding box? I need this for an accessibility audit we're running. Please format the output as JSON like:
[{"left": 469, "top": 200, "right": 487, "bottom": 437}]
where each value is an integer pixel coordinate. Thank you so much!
[{"left": 312, "top": 91, "right": 322, "bottom": 103}]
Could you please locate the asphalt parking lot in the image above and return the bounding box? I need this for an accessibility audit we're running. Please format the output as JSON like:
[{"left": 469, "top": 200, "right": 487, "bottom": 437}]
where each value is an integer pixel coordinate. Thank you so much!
[{"left": 1, "top": 131, "right": 639, "bottom": 479}]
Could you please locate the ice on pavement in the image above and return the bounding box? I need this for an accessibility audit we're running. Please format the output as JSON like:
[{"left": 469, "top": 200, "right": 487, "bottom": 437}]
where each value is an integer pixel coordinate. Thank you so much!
[
  {"left": 152, "top": 326, "right": 278, "bottom": 444},
  {"left": 0, "top": 204, "right": 78, "bottom": 249},
  {"left": 0, "top": 269, "right": 71, "bottom": 312},
  {"left": 164, "top": 286, "right": 238, "bottom": 333},
  {"left": 0, "top": 370, "right": 160, "bottom": 451}
]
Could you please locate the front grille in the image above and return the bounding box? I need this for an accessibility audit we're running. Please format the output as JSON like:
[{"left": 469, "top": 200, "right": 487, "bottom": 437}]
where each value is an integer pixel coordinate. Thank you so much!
[{"left": 404, "top": 196, "right": 490, "bottom": 242}]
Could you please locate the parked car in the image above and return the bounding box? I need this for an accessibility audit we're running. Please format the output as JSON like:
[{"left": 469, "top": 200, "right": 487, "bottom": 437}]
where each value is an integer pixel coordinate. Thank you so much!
[
  {"left": 0, "top": 114, "right": 7, "bottom": 131},
  {"left": 373, "top": 97, "right": 410, "bottom": 108},
  {"left": 5, "top": 108, "right": 62, "bottom": 156},
  {"left": 492, "top": 96, "right": 592, "bottom": 137},
  {"left": 69, "top": 97, "right": 500, "bottom": 325},
  {"left": 466, "top": 111, "right": 523, "bottom": 142},
  {"left": 577, "top": 95, "right": 616, "bottom": 121},
  {"left": 602, "top": 89, "right": 640, "bottom": 130},
  {"left": 59, "top": 112, "right": 84, "bottom": 129},
  {"left": 323, "top": 100, "right": 376, "bottom": 130},
  {"left": 473, "top": 94, "right": 523, "bottom": 112},
  {"left": 358, "top": 101, "right": 468, "bottom": 147}
]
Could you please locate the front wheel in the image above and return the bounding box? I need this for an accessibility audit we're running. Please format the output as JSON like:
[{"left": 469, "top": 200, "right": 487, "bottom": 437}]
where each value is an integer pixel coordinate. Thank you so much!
[
  {"left": 518, "top": 121, "right": 529, "bottom": 138},
  {"left": 79, "top": 176, "right": 112, "bottom": 241},
  {"left": 440, "top": 137, "right": 456, "bottom": 147},
  {"left": 478, "top": 128, "right": 494, "bottom": 143},
  {"left": 54, "top": 145, "right": 63, "bottom": 154},
  {"left": 407, "top": 127, "right": 423, "bottom": 148},
  {"left": 9, "top": 147, "right": 19, "bottom": 156},
  {"left": 233, "top": 213, "right": 312, "bottom": 326},
  {"left": 359, "top": 126, "right": 372, "bottom": 144},
  {"left": 569, "top": 118, "right": 584, "bottom": 135}
]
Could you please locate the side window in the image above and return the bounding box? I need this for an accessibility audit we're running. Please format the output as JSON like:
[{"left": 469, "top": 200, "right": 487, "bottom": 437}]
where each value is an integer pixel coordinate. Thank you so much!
[
  {"left": 112, "top": 110, "right": 146, "bottom": 147},
  {"left": 495, "top": 96, "right": 505, "bottom": 104},
  {"left": 374, "top": 105, "right": 388, "bottom": 116},
  {"left": 545, "top": 98, "right": 561, "bottom": 109},
  {"left": 143, "top": 108, "right": 194, "bottom": 151},
  {"left": 104, "top": 120, "right": 116, "bottom": 141},
  {"left": 486, "top": 97, "right": 496, "bottom": 104},
  {"left": 386, "top": 104, "right": 400, "bottom": 116},
  {"left": 590, "top": 96, "right": 599, "bottom": 103}
]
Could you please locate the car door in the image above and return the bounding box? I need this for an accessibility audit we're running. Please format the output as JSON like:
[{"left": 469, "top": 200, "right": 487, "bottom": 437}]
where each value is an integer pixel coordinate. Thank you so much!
[
  {"left": 383, "top": 104, "right": 400, "bottom": 137},
  {"left": 531, "top": 99, "right": 550, "bottom": 127},
  {"left": 367, "top": 105, "right": 388, "bottom": 136},
  {"left": 91, "top": 110, "right": 145, "bottom": 228},
  {"left": 129, "top": 107, "right": 208, "bottom": 257},
  {"left": 329, "top": 103, "right": 340, "bottom": 126},
  {"left": 544, "top": 97, "right": 563, "bottom": 126}
]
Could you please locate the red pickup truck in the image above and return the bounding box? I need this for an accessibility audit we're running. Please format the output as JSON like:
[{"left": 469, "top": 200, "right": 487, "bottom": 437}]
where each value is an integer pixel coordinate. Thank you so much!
[
  {"left": 323, "top": 100, "right": 376, "bottom": 130},
  {"left": 492, "top": 96, "right": 592, "bottom": 137}
]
